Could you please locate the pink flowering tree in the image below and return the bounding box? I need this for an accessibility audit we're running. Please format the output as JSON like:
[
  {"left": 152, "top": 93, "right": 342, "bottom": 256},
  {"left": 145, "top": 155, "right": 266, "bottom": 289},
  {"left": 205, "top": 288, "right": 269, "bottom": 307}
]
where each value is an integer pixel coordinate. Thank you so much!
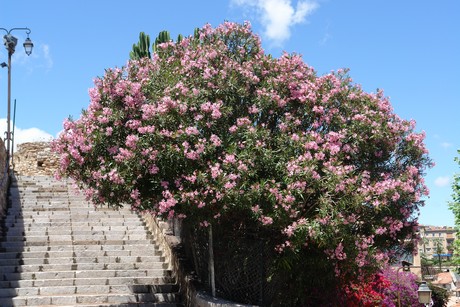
[{"left": 53, "top": 22, "right": 431, "bottom": 304}]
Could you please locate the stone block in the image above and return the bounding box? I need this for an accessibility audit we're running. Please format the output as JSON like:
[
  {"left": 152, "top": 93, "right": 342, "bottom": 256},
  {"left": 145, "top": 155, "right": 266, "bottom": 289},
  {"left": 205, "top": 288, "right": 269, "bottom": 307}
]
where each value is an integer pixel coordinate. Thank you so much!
[{"left": 51, "top": 295, "right": 77, "bottom": 305}]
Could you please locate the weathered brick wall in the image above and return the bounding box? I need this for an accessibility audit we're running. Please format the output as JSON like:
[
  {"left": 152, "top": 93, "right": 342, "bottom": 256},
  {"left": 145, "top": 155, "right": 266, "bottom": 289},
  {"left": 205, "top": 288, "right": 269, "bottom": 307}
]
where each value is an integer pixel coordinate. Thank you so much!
[{"left": 14, "top": 142, "right": 59, "bottom": 176}]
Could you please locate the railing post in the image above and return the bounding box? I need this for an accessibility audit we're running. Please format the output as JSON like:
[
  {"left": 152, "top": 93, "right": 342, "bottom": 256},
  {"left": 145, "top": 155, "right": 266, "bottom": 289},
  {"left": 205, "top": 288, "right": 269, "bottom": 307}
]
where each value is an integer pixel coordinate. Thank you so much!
[{"left": 208, "top": 224, "right": 216, "bottom": 297}]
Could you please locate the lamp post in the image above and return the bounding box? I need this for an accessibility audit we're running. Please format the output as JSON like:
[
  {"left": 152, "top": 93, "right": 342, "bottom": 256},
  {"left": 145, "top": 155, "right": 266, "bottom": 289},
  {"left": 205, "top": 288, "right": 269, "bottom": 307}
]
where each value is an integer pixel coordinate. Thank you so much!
[
  {"left": 396, "top": 261, "right": 432, "bottom": 307},
  {"left": 396, "top": 261, "right": 412, "bottom": 307},
  {"left": 1, "top": 27, "right": 34, "bottom": 173}
]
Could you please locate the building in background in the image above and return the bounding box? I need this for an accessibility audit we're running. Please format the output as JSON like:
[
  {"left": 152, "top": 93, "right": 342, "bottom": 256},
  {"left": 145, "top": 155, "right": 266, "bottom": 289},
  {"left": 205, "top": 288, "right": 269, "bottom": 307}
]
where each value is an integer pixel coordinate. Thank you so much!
[
  {"left": 419, "top": 225, "right": 456, "bottom": 260},
  {"left": 412, "top": 225, "right": 456, "bottom": 279}
]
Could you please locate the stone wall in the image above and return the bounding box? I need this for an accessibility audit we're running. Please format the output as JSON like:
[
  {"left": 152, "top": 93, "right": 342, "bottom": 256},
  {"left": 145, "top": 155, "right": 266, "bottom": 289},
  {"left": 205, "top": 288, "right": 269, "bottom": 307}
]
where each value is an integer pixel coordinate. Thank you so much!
[
  {"left": 14, "top": 142, "right": 59, "bottom": 176},
  {"left": 0, "top": 140, "right": 9, "bottom": 219}
]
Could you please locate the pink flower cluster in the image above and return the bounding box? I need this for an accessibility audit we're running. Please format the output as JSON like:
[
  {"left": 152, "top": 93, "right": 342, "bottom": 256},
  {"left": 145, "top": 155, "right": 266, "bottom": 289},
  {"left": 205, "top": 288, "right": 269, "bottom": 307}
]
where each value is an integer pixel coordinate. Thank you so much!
[{"left": 52, "top": 21, "right": 431, "bottom": 282}]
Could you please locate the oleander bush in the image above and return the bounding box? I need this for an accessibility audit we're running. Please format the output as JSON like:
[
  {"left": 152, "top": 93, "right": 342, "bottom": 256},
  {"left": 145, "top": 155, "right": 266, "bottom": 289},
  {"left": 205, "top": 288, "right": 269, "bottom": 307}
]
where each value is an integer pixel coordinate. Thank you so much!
[{"left": 53, "top": 21, "right": 431, "bottom": 304}]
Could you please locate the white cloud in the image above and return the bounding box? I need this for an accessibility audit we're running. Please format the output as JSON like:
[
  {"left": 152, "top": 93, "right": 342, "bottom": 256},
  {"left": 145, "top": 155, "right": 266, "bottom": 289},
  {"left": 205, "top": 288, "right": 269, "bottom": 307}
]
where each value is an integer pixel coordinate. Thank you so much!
[
  {"left": 7, "top": 41, "right": 54, "bottom": 74},
  {"left": 434, "top": 176, "right": 450, "bottom": 187},
  {"left": 319, "top": 21, "right": 331, "bottom": 45},
  {"left": 0, "top": 118, "right": 53, "bottom": 152},
  {"left": 441, "top": 142, "right": 452, "bottom": 149},
  {"left": 42, "top": 44, "right": 53, "bottom": 71},
  {"left": 232, "top": 0, "right": 319, "bottom": 45}
]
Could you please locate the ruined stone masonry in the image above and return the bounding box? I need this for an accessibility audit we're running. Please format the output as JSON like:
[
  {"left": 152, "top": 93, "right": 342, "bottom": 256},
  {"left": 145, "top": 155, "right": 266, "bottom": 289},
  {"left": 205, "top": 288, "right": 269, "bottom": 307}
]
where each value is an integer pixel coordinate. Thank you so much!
[{"left": 13, "top": 142, "right": 59, "bottom": 176}]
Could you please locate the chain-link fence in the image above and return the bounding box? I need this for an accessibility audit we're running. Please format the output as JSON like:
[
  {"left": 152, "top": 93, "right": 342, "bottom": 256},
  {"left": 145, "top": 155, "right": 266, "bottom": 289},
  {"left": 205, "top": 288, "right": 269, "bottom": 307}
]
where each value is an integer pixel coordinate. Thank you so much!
[
  {"left": 179, "top": 218, "right": 284, "bottom": 306},
  {"left": 164, "top": 215, "right": 350, "bottom": 306}
]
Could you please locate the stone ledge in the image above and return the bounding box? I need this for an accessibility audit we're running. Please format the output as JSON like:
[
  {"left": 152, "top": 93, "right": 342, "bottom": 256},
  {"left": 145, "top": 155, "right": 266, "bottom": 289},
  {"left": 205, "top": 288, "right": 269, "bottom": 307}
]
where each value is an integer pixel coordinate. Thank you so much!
[{"left": 194, "top": 291, "right": 257, "bottom": 307}]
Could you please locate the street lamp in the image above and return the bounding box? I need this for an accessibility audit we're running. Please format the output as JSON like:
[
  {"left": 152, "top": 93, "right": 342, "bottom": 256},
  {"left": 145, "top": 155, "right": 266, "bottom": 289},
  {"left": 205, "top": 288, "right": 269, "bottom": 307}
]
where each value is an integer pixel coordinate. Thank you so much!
[
  {"left": 396, "top": 261, "right": 432, "bottom": 307},
  {"left": 397, "top": 261, "right": 413, "bottom": 307},
  {"left": 1, "top": 27, "right": 34, "bottom": 173},
  {"left": 418, "top": 281, "right": 432, "bottom": 306}
]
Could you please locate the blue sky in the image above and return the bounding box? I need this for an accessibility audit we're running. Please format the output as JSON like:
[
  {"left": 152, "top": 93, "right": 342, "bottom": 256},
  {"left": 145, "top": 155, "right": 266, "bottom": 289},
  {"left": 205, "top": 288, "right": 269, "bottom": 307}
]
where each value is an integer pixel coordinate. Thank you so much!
[{"left": 1, "top": 1, "right": 459, "bottom": 226}]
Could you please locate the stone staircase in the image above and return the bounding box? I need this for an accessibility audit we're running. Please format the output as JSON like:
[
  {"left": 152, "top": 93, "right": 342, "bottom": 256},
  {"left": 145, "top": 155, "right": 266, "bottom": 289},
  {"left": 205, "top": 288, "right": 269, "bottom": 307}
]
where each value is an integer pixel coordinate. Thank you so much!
[{"left": 0, "top": 175, "right": 183, "bottom": 306}]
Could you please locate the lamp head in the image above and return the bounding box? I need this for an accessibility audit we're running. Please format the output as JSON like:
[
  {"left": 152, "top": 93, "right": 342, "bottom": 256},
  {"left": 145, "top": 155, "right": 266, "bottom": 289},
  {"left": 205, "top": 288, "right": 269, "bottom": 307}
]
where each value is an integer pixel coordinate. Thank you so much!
[
  {"left": 418, "top": 282, "right": 432, "bottom": 304},
  {"left": 401, "top": 260, "right": 413, "bottom": 271},
  {"left": 3, "top": 34, "right": 18, "bottom": 54},
  {"left": 23, "top": 37, "right": 33, "bottom": 56}
]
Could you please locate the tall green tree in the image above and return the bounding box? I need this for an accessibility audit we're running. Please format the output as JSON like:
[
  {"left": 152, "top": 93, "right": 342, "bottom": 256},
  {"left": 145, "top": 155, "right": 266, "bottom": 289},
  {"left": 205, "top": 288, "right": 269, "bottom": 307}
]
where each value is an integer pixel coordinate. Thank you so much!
[
  {"left": 449, "top": 151, "right": 460, "bottom": 263},
  {"left": 434, "top": 238, "right": 444, "bottom": 270}
]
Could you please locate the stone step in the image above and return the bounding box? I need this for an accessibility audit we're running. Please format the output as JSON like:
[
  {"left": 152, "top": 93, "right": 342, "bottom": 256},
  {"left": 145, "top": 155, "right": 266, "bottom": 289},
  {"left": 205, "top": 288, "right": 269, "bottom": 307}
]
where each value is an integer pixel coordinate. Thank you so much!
[
  {"left": 5, "top": 215, "right": 136, "bottom": 222},
  {"left": 4, "top": 213, "right": 143, "bottom": 218},
  {"left": 2, "top": 233, "right": 151, "bottom": 242},
  {"left": 9, "top": 200, "right": 90, "bottom": 204},
  {"left": 2, "top": 233, "right": 150, "bottom": 240},
  {"left": 11, "top": 195, "right": 82, "bottom": 197},
  {"left": 0, "top": 246, "right": 161, "bottom": 256},
  {"left": 5, "top": 206, "right": 135, "bottom": 212},
  {"left": 4, "top": 230, "right": 151, "bottom": 238},
  {"left": 0, "top": 240, "right": 156, "bottom": 249},
  {"left": 0, "top": 292, "right": 180, "bottom": 306},
  {"left": 3, "top": 217, "right": 144, "bottom": 224},
  {"left": 6, "top": 226, "right": 149, "bottom": 234},
  {"left": 26, "top": 303, "right": 183, "bottom": 307},
  {"left": 4, "top": 220, "right": 146, "bottom": 227},
  {"left": 11, "top": 193, "right": 81, "bottom": 196},
  {"left": 1, "top": 243, "right": 161, "bottom": 253},
  {"left": 4, "top": 220, "right": 145, "bottom": 226},
  {"left": 4, "top": 211, "right": 137, "bottom": 217},
  {"left": 0, "top": 249, "right": 163, "bottom": 259},
  {"left": 0, "top": 276, "right": 175, "bottom": 288},
  {"left": 6, "top": 206, "right": 135, "bottom": 211},
  {"left": 0, "top": 255, "right": 164, "bottom": 266},
  {"left": 0, "top": 262, "right": 168, "bottom": 273},
  {"left": 4, "top": 214, "right": 138, "bottom": 221},
  {"left": 3, "top": 224, "right": 145, "bottom": 231},
  {"left": 2, "top": 225, "right": 144, "bottom": 232},
  {"left": 3, "top": 230, "right": 149, "bottom": 238},
  {"left": 10, "top": 202, "right": 92, "bottom": 206},
  {"left": 4, "top": 225, "right": 147, "bottom": 232},
  {"left": 0, "top": 284, "right": 180, "bottom": 297},
  {"left": 2, "top": 268, "right": 173, "bottom": 281},
  {"left": 11, "top": 193, "right": 86, "bottom": 197},
  {"left": 10, "top": 199, "right": 84, "bottom": 203}
]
